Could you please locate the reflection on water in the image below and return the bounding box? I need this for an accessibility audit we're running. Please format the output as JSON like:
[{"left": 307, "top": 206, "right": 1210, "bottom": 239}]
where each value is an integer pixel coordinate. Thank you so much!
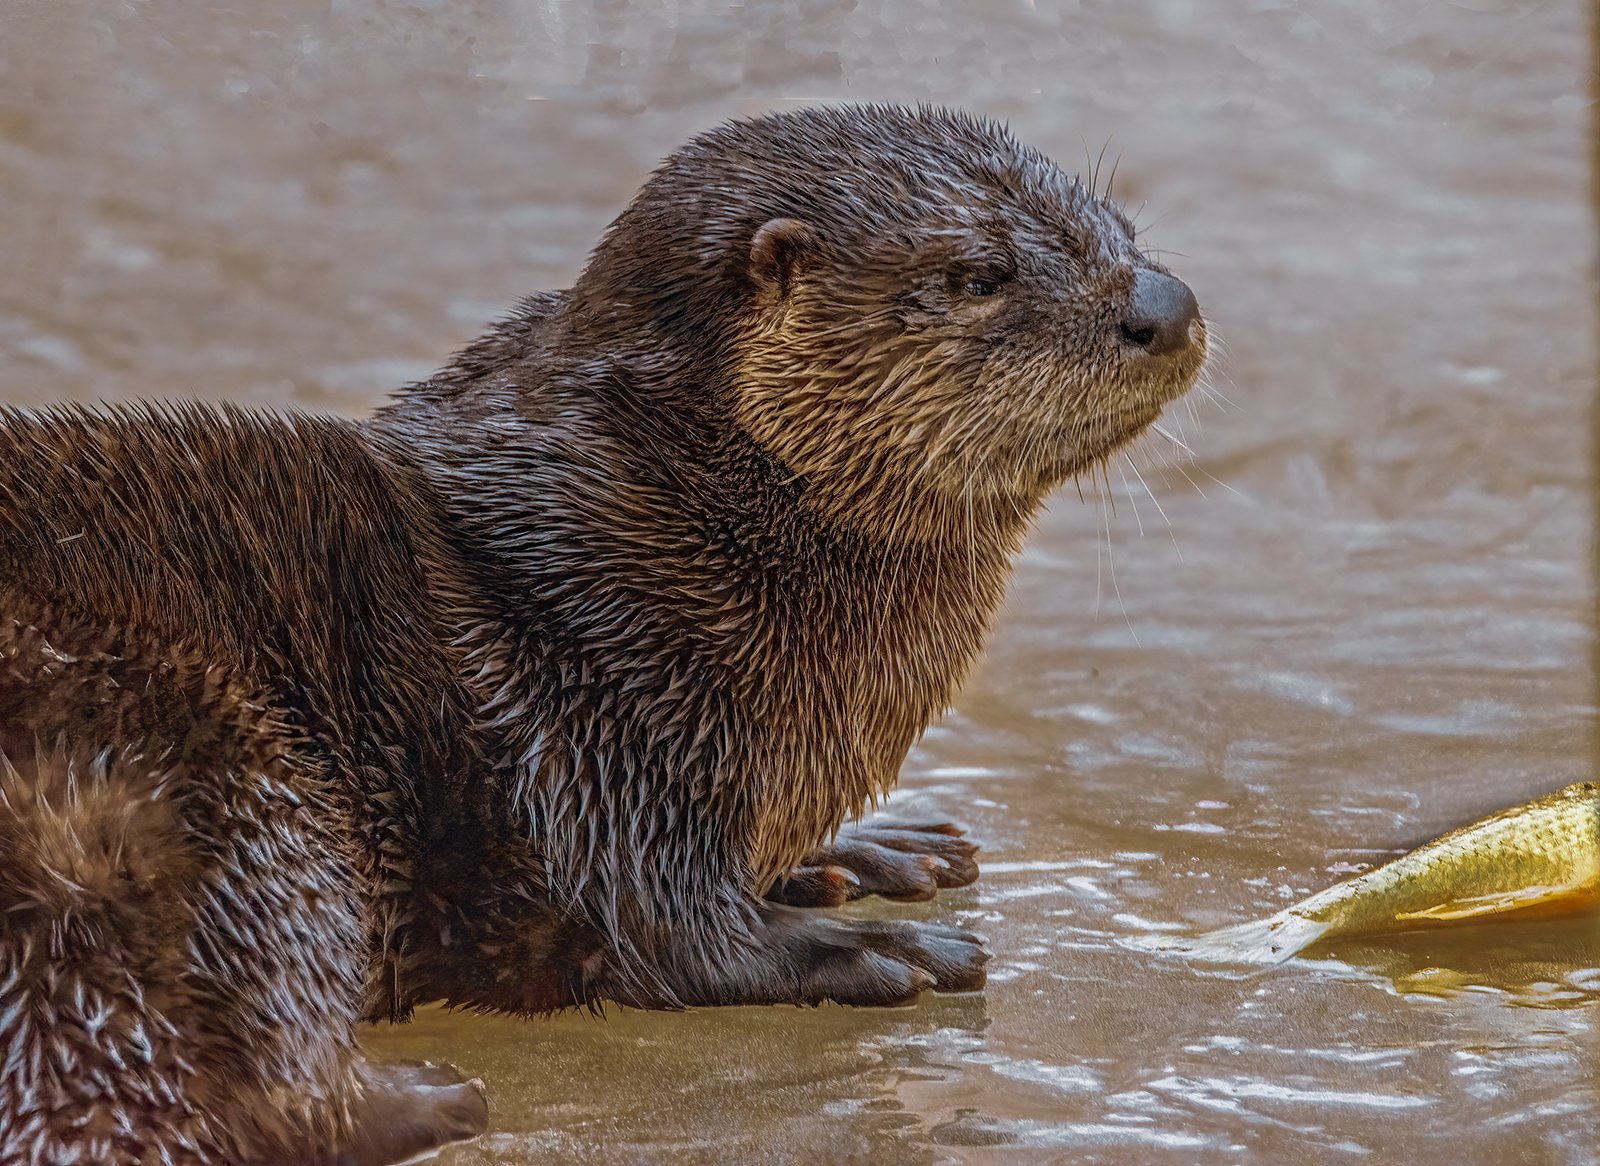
[{"left": 4, "top": 0, "right": 1594, "bottom": 1161}]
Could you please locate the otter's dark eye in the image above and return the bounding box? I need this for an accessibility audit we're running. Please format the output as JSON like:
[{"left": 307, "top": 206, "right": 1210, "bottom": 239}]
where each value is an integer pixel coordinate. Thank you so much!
[{"left": 965, "top": 279, "right": 1000, "bottom": 298}]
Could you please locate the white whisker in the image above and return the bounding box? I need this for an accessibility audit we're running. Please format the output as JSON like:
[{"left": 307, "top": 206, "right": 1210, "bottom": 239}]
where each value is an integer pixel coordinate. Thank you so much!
[
  {"left": 1122, "top": 451, "right": 1183, "bottom": 562},
  {"left": 1115, "top": 458, "right": 1146, "bottom": 538},
  {"left": 1149, "top": 422, "right": 1196, "bottom": 457}
]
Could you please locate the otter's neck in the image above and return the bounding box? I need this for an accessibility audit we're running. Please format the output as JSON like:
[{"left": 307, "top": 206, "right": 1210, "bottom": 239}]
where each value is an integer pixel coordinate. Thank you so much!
[
  {"left": 373, "top": 340, "right": 1034, "bottom": 875},
  {"left": 383, "top": 355, "right": 1030, "bottom": 662}
]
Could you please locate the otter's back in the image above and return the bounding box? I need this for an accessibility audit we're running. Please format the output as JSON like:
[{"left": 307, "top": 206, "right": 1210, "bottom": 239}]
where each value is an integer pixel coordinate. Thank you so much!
[{"left": 0, "top": 403, "right": 437, "bottom": 687}]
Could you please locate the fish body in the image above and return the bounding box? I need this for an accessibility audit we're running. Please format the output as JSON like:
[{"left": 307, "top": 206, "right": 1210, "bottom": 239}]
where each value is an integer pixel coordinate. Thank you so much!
[{"left": 1126, "top": 782, "right": 1600, "bottom": 966}]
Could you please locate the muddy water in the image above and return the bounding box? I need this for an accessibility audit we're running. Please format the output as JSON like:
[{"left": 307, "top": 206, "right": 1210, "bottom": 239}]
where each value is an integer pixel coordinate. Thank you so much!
[{"left": 3, "top": 1, "right": 1595, "bottom": 1161}]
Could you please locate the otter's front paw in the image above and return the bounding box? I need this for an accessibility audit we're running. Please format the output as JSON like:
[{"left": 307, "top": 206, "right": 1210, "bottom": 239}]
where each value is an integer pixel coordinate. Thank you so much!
[
  {"left": 767, "top": 816, "right": 980, "bottom": 907},
  {"left": 742, "top": 904, "right": 987, "bottom": 1007},
  {"left": 798, "top": 917, "right": 989, "bottom": 1006}
]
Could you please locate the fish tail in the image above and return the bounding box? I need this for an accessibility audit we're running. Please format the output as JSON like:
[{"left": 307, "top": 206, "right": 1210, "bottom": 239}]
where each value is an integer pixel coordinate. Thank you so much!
[{"left": 1119, "top": 911, "right": 1333, "bottom": 967}]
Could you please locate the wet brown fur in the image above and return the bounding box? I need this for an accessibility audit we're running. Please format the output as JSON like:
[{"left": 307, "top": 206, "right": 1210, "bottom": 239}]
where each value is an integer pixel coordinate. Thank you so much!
[{"left": 0, "top": 105, "right": 1204, "bottom": 1163}]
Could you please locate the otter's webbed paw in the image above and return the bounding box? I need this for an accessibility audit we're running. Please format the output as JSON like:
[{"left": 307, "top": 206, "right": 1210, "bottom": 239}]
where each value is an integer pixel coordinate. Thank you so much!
[
  {"left": 757, "top": 905, "right": 988, "bottom": 1007},
  {"left": 342, "top": 1059, "right": 489, "bottom": 1166},
  {"left": 766, "top": 815, "right": 980, "bottom": 907},
  {"left": 596, "top": 897, "right": 988, "bottom": 1010}
]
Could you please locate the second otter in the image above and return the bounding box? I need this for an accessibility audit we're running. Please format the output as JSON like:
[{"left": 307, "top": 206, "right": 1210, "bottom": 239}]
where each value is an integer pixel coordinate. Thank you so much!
[{"left": 0, "top": 106, "right": 1206, "bottom": 1163}]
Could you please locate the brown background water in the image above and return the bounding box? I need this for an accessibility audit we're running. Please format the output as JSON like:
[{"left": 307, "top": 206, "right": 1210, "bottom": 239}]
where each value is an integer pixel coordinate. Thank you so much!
[{"left": 2, "top": 1, "right": 1595, "bottom": 1161}]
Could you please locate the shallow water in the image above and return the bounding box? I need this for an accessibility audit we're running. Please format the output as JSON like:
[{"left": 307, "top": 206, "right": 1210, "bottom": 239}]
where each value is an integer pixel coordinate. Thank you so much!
[{"left": 3, "top": 1, "right": 1596, "bottom": 1161}]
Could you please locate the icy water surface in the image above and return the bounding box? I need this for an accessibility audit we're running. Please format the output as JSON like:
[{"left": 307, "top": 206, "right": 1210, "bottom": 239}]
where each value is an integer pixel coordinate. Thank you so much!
[{"left": 2, "top": 1, "right": 1595, "bottom": 1161}]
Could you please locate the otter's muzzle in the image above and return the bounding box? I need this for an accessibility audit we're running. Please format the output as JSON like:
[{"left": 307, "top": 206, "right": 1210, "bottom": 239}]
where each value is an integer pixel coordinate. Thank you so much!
[{"left": 1119, "top": 270, "right": 1201, "bottom": 359}]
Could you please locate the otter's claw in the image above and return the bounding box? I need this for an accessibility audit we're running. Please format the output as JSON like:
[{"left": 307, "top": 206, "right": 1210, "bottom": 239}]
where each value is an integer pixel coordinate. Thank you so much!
[{"left": 767, "top": 815, "right": 981, "bottom": 907}]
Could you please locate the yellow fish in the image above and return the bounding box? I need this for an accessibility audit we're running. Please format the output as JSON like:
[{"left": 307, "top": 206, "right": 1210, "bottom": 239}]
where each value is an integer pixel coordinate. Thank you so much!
[{"left": 1125, "top": 782, "right": 1600, "bottom": 965}]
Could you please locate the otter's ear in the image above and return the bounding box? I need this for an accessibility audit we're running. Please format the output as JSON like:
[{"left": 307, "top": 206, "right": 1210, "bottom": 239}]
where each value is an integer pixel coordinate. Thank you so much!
[{"left": 749, "top": 218, "right": 823, "bottom": 299}]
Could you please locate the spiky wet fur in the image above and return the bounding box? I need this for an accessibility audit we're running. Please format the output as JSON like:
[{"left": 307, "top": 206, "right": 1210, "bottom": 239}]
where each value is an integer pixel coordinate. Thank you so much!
[
  {"left": 0, "top": 105, "right": 1204, "bottom": 1160},
  {"left": 0, "top": 602, "right": 487, "bottom": 1163}
]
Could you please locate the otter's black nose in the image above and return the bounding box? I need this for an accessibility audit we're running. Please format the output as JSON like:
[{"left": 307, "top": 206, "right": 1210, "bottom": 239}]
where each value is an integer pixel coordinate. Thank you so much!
[{"left": 1120, "top": 270, "right": 1200, "bottom": 358}]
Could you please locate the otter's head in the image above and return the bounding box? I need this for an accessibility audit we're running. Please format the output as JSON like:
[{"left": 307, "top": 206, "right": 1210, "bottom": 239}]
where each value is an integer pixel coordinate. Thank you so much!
[{"left": 572, "top": 105, "right": 1207, "bottom": 540}]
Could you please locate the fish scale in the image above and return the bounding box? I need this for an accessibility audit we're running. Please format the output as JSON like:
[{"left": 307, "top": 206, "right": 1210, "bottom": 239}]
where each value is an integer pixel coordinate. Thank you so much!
[{"left": 1126, "top": 782, "right": 1600, "bottom": 966}]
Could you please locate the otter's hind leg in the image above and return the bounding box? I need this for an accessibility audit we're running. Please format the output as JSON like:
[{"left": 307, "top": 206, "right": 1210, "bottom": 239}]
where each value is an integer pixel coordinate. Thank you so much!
[
  {"left": 0, "top": 742, "right": 207, "bottom": 1163},
  {"left": 766, "top": 816, "right": 980, "bottom": 908},
  {"left": 340, "top": 1061, "right": 489, "bottom": 1166},
  {"left": 167, "top": 740, "right": 488, "bottom": 1165},
  {"left": 0, "top": 614, "right": 486, "bottom": 1164}
]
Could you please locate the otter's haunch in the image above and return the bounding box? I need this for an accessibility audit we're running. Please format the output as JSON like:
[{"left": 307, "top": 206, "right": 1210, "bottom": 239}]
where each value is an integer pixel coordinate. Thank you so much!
[{"left": 0, "top": 105, "right": 1205, "bottom": 1164}]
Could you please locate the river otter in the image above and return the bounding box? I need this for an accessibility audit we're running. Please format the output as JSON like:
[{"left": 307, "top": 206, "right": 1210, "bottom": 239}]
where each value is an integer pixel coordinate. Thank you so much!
[{"left": 0, "top": 105, "right": 1205, "bottom": 1163}]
